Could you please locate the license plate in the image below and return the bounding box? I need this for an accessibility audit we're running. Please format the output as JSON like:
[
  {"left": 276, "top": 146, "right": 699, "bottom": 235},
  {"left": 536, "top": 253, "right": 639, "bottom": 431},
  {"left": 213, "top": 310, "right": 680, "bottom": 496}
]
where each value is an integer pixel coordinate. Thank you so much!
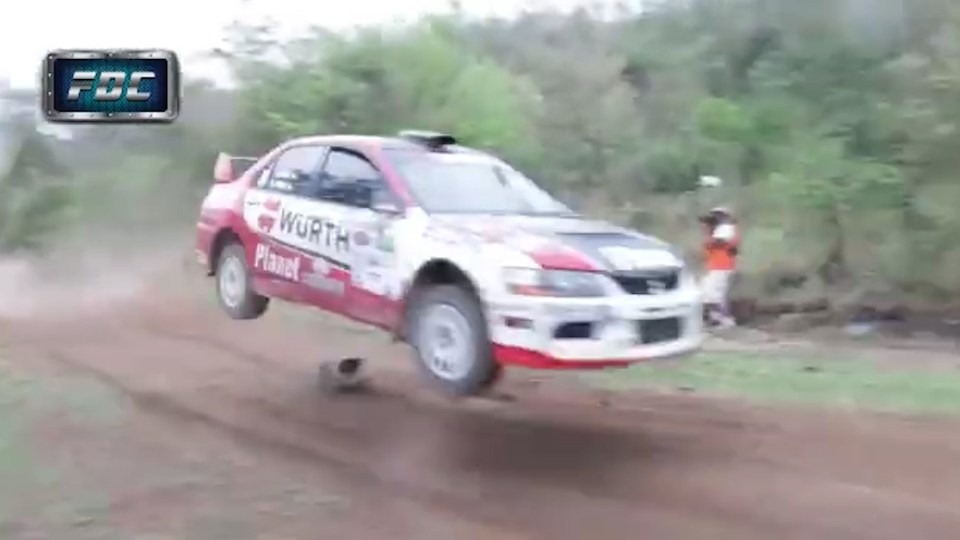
[
  {"left": 637, "top": 317, "right": 681, "bottom": 345},
  {"left": 545, "top": 304, "right": 609, "bottom": 320}
]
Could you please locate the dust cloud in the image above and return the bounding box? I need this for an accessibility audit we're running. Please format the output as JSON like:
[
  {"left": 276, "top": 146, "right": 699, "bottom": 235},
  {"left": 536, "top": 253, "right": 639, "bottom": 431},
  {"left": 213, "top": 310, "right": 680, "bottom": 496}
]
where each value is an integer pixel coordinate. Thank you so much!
[{"left": 0, "top": 237, "right": 193, "bottom": 321}]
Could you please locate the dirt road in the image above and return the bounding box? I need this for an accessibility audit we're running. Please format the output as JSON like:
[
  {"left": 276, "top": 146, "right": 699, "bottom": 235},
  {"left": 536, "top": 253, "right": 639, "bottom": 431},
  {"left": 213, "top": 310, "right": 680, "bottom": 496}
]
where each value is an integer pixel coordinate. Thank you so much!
[{"left": 2, "top": 272, "right": 960, "bottom": 539}]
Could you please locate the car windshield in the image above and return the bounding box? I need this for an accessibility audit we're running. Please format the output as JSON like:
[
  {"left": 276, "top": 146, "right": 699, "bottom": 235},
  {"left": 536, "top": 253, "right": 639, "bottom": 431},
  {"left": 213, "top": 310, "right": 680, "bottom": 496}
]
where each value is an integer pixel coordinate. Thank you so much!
[{"left": 384, "top": 149, "right": 575, "bottom": 216}]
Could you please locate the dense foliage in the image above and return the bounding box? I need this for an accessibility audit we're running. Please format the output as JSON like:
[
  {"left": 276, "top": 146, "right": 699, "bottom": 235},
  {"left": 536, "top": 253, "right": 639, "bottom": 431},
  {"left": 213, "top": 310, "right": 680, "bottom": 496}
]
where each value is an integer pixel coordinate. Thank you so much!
[{"left": 2, "top": 0, "right": 959, "bottom": 308}]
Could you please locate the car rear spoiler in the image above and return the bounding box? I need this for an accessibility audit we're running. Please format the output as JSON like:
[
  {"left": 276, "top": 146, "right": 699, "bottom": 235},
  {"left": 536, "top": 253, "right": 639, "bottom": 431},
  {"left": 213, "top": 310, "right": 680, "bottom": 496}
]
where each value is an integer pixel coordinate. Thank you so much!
[{"left": 213, "top": 152, "right": 259, "bottom": 183}]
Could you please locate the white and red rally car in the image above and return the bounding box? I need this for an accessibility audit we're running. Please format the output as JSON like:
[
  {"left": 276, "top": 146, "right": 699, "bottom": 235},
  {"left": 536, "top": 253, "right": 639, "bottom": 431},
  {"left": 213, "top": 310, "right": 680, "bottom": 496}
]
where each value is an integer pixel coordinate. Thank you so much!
[{"left": 195, "top": 131, "right": 704, "bottom": 396}]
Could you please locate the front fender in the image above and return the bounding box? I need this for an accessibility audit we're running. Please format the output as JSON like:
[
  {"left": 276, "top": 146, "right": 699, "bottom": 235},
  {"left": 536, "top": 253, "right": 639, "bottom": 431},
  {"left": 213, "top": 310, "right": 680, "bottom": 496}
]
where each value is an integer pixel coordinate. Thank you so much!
[{"left": 402, "top": 228, "right": 536, "bottom": 301}]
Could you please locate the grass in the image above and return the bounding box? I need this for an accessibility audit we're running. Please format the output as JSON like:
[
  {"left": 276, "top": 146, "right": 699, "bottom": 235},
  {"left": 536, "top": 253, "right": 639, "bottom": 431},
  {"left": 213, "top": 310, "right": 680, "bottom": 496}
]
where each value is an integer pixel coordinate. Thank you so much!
[
  {"left": 589, "top": 351, "right": 960, "bottom": 415},
  {"left": 0, "top": 353, "right": 127, "bottom": 534}
]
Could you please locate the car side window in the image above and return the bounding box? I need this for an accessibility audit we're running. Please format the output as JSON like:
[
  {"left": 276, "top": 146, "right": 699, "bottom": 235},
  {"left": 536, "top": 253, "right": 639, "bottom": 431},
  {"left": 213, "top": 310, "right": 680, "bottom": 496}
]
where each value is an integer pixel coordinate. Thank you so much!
[
  {"left": 315, "top": 148, "right": 393, "bottom": 208},
  {"left": 263, "top": 145, "right": 326, "bottom": 194}
]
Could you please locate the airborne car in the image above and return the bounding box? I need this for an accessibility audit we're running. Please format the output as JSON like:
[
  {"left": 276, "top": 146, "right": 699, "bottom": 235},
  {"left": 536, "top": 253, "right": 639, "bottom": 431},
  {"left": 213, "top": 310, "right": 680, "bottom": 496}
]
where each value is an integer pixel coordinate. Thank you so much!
[{"left": 195, "top": 131, "right": 704, "bottom": 396}]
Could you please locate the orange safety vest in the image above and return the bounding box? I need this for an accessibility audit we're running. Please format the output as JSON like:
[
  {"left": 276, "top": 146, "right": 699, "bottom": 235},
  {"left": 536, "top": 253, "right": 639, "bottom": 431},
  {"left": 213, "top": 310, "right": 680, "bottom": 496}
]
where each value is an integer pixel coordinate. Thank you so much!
[{"left": 704, "top": 223, "right": 740, "bottom": 271}]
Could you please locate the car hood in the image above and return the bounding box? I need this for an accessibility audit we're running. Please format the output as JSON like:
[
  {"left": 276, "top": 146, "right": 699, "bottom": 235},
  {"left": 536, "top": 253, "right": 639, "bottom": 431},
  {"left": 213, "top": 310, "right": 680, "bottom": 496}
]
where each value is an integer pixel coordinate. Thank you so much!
[{"left": 431, "top": 214, "right": 681, "bottom": 272}]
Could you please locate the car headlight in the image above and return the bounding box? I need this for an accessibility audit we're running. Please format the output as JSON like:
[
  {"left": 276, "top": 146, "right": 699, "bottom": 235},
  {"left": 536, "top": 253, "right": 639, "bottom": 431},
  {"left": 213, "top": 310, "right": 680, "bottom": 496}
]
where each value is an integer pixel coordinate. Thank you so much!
[{"left": 503, "top": 268, "right": 609, "bottom": 297}]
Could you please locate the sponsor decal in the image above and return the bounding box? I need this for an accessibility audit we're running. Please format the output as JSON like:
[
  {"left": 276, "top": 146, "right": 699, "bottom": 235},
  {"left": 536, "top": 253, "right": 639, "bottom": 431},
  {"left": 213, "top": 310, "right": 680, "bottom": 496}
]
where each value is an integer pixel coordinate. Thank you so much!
[
  {"left": 249, "top": 196, "right": 352, "bottom": 263},
  {"left": 375, "top": 232, "right": 394, "bottom": 253},
  {"left": 303, "top": 272, "right": 345, "bottom": 296},
  {"left": 258, "top": 214, "right": 276, "bottom": 232},
  {"left": 371, "top": 220, "right": 395, "bottom": 253},
  {"left": 254, "top": 244, "right": 301, "bottom": 281},
  {"left": 349, "top": 222, "right": 400, "bottom": 296},
  {"left": 353, "top": 230, "right": 371, "bottom": 247},
  {"left": 312, "top": 257, "right": 331, "bottom": 276},
  {"left": 301, "top": 256, "right": 345, "bottom": 296},
  {"left": 257, "top": 198, "right": 281, "bottom": 232},
  {"left": 352, "top": 253, "right": 394, "bottom": 295},
  {"left": 277, "top": 210, "right": 351, "bottom": 254}
]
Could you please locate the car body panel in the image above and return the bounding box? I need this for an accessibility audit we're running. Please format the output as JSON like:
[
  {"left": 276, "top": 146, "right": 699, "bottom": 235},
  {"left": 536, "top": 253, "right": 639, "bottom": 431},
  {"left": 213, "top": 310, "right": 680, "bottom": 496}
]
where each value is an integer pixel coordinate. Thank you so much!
[{"left": 195, "top": 134, "right": 704, "bottom": 369}]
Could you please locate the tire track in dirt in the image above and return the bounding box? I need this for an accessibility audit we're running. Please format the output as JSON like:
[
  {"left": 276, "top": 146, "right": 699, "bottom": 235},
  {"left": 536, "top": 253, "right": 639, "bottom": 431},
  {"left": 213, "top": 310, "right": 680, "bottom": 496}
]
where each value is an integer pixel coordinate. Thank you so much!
[
  {"left": 5, "top": 314, "right": 735, "bottom": 538},
  {"left": 37, "top": 348, "right": 457, "bottom": 506},
  {"left": 6, "top": 351, "right": 522, "bottom": 539},
  {"left": 25, "top": 342, "right": 717, "bottom": 539},
  {"left": 126, "top": 316, "right": 960, "bottom": 508},
  {"left": 33, "top": 346, "right": 550, "bottom": 540},
  {"left": 5, "top": 293, "right": 960, "bottom": 539}
]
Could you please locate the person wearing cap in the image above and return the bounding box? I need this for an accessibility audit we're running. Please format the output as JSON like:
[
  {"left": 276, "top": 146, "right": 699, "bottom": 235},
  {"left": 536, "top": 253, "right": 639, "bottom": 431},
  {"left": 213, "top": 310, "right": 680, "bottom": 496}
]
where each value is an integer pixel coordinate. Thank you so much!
[{"left": 700, "top": 207, "right": 739, "bottom": 328}]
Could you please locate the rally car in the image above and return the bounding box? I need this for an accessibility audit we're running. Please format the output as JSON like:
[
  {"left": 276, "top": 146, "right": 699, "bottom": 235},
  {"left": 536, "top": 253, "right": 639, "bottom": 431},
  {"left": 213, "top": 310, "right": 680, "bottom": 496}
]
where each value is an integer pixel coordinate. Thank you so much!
[{"left": 195, "top": 130, "right": 704, "bottom": 396}]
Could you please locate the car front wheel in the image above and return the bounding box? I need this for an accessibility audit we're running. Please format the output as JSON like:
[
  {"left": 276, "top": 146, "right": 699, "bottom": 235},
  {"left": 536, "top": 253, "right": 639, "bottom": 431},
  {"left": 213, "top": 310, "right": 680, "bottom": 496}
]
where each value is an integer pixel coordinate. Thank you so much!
[
  {"left": 216, "top": 243, "right": 269, "bottom": 320},
  {"left": 408, "top": 284, "right": 499, "bottom": 396}
]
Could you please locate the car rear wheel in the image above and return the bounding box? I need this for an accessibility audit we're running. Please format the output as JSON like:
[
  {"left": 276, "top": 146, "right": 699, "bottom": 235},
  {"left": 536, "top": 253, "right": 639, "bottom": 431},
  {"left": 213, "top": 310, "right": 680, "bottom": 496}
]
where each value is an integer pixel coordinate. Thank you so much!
[
  {"left": 408, "top": 284, "right": 499, "bottom": 396},
  {"left": 216, "top": 243, "right": 269, "bottom": 320}
]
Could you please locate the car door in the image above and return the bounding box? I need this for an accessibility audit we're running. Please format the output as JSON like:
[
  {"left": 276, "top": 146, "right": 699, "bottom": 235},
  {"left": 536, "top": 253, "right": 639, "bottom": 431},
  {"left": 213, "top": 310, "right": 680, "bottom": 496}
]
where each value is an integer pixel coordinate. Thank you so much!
[
  {"left": 241, "top": 144, "right": 341, "bottom": 307},
  {"left": 312, "top": 147, "right": 406, "bottom": 329}
]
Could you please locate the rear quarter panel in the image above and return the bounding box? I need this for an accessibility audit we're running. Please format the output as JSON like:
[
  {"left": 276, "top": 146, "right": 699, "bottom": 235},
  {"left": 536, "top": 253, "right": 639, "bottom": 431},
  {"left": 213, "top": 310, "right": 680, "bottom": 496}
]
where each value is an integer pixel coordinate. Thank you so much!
[{"left": 196, "top": 148, "right": 283, "bottom": 273}]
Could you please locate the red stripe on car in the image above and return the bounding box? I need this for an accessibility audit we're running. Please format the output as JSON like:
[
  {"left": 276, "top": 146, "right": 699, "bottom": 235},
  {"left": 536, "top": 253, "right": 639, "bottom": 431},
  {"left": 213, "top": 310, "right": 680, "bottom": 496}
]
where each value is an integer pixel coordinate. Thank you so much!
[{"left": 527, "top": 246, "right": 600, "bottom": 272}]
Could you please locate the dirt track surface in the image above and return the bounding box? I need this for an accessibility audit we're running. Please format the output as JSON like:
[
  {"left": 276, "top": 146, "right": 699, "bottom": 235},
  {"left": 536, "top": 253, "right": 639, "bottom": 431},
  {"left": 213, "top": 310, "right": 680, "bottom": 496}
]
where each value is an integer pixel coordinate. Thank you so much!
[{"left": 2, "top": 277, "right": 960, "bottom": 539}]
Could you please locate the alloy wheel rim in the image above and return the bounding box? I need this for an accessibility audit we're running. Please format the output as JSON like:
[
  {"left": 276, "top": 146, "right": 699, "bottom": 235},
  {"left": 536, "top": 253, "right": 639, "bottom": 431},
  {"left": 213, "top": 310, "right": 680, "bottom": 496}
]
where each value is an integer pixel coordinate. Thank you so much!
[
  {"left": 418, "top": 303, "right": 474, "bottom": 381},
  {"left": 219, "top": 255, "right": 246, "bottom": 308}
]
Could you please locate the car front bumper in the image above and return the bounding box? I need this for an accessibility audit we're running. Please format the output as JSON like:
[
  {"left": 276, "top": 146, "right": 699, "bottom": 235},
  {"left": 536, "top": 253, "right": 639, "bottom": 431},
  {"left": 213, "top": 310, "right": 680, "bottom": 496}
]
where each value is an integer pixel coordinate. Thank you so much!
[{"left": 487, "top": 289, "right": 703, "bottom": 369}]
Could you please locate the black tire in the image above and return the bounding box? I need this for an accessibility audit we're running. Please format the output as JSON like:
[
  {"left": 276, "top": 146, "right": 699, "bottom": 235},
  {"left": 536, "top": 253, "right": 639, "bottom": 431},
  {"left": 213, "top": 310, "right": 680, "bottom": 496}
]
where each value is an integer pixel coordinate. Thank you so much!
[
  {"left": 215, "top": 243, "right": 269, "bottom": 320},
  {"left": 407, "top": 284, "right": 499, "bottom": 397}
]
